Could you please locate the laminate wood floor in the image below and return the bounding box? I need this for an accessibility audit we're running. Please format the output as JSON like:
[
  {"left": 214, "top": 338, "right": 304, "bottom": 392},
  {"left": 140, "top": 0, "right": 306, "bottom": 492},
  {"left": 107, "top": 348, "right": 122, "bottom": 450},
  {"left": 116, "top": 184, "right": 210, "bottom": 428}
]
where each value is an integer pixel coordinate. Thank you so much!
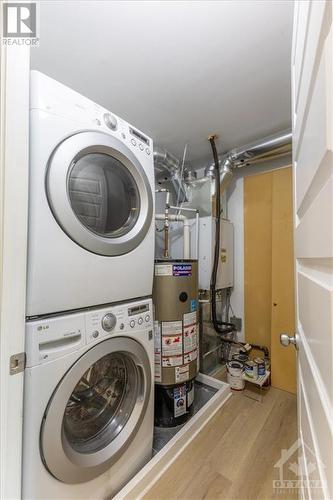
[{"left": 144, "top": 386, "right": 297, "bottom": 500}]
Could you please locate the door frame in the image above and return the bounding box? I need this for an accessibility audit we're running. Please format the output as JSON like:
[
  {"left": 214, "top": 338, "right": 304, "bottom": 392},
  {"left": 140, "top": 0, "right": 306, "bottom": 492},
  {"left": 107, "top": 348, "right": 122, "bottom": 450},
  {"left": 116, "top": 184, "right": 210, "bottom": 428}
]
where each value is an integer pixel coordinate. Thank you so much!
[{"left": 0, "top": 37, "right": 30, "bottom": 500}]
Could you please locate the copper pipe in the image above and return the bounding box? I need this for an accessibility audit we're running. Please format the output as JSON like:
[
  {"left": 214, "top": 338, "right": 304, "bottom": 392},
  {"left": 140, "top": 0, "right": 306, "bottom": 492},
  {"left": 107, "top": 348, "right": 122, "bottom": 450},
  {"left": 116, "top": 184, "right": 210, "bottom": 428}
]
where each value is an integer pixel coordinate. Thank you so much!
[{"left": 164, "top": 226, "right": 169, "bottom": 258}]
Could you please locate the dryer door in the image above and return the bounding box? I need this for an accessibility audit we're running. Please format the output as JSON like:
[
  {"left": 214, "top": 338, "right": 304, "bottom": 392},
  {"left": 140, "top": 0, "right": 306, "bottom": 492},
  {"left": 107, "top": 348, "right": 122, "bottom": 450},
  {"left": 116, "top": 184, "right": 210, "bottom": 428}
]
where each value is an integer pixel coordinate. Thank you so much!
[
  {"left": 46, "top": 131, "right": 153, "bottom": 256},
  {"left": 40, "top": 337, "right": 151, "bottom": 484}
]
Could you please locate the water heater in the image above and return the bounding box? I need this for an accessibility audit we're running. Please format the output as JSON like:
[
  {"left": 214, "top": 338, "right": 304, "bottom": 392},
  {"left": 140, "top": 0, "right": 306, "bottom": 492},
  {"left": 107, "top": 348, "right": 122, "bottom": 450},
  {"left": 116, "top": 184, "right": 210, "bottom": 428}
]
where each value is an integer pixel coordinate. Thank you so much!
[{"left": 153, "top": 259, "right": 199, "bottom": 426}]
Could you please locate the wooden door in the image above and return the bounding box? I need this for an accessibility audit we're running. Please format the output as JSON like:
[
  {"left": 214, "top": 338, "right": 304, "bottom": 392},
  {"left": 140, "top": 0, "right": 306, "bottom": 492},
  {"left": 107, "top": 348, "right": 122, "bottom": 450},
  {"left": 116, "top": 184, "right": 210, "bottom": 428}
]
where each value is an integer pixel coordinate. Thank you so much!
[
  {"left": 291, "top": 1, "right": 333, "bottom": 498},
  {"left": 270, "top": 167, "right": 296, "bottom": 394},
  {"left": 244, "top": 166, "right": 296, "bottom": 394},
  {"left": 244, "top": 171, "right": 273, "bottom": 351}
]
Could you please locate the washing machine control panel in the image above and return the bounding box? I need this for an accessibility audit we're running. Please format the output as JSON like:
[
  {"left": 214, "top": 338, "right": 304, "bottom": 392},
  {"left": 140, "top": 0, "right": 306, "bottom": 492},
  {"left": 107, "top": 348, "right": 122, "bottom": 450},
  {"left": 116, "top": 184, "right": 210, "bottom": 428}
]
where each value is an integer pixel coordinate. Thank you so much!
[
  {"left": 85, "top": 299, "right": 153, "bottom": 344},
  {"left": 25, "top": 299, "right": 153, "bottom": 366}
]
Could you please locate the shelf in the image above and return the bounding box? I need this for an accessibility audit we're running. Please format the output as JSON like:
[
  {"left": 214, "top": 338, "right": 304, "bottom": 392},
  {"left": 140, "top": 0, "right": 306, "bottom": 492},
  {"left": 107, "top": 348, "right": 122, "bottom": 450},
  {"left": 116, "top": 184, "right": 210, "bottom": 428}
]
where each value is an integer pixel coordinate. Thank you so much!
[{"left": 242, "top": 370, "right": 270, "bottom": 387}]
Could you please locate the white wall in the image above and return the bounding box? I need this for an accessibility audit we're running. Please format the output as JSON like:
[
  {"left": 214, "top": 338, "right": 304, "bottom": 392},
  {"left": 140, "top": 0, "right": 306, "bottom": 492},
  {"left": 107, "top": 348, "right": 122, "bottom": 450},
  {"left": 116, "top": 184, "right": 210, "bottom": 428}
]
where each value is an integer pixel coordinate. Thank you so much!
[{"left": 227, "top": 156, "right": 292, "bottom": 341}]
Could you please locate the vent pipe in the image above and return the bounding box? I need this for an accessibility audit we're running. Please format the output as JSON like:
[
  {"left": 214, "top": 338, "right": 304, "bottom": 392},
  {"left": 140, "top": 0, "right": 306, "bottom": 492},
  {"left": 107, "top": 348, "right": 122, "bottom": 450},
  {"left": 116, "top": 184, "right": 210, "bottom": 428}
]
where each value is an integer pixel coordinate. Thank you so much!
[
  {"left": 153, "top": 147, "right": 188, "bottom": 203},
  {"left": 229, "top": 129, "right": 292, "bottom": 167},
  {"left": 204, "top": 129, "right": 292, "bottom": 194}
]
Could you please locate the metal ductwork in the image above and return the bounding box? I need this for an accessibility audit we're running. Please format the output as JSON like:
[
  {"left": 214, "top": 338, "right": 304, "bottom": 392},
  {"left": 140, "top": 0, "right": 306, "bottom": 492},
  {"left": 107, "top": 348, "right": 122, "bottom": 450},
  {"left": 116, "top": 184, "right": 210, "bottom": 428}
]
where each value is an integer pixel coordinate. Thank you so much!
[
  {"left": 153, "top": 147, "right": 188, "bottom": 203},
  {"left": 229, "top": 129, "right": 292, "bottom": 167},
  {"left": 154, "top": 129, "right": 292, "bottom": 199},
  {"left": 204, "top": 129, "right": 292, "bottom": 194},
  {"left": 154, "top": 147, "right": 180, "bottom": 172},
  {"left": 219, "top": 158, "right": 233, "bottom": 193}
]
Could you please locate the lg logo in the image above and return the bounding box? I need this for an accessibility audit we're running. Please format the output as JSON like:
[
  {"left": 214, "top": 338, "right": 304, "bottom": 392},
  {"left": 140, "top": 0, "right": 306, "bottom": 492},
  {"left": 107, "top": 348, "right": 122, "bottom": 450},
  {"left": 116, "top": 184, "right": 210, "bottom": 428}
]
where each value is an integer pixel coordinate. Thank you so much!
[{"left": 3, "top": 2, "right": 37, "bottom": 38}]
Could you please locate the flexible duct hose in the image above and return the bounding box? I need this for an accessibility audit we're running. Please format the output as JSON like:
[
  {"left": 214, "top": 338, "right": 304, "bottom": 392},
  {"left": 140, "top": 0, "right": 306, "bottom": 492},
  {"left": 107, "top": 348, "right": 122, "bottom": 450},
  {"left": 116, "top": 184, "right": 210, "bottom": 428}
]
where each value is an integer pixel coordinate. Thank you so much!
[
  {"left": 209, "top": 136, "right": 235, "bottom": 336},
  {"left": 208, "top": 136, "right": 269, "bottom": 359}
]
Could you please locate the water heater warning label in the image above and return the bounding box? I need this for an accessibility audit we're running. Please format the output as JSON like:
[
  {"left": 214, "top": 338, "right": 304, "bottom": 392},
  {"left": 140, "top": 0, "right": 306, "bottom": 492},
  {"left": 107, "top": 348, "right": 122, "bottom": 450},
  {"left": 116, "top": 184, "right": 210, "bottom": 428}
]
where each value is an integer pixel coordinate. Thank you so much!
[
  {"left": 175, "top": 365, "right": 189, "bottom": 383},
  {"left": 184, "top": 350, "right": 197, "bottom": 364},
  {"left": 162, "top": 321, "right": 182, "bottom": 336},
  {"left": 183, "top": 311, "right": 197, "bottom": 326},
  {"left": 184, "top": 324, "right": 197, "bottom": 353},
  {"left": 154, "top": 321, "right": 162, "bottom": 382},
  {"left": 155, "top": 264, "right": 173, "bottom": 276},
  {"left": 172, "top": 264, "right": 192, "bottom": 276},
  {"left": 174, "top": 385, "right": 187, "bottom": 417},
  {"left": 162, "top": 355, "right": 183, "bottom": 367},
  {"left": 162, "top": 335, "right": 182, "bottom": 356}
]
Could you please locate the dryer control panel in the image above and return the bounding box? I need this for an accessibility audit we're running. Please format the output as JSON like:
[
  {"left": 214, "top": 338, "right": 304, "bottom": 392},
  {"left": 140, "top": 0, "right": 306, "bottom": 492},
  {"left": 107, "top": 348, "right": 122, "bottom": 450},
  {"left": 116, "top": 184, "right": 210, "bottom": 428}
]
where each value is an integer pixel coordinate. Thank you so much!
[{"left": 26, "top": 298, "right": 153, "bottom": 367}]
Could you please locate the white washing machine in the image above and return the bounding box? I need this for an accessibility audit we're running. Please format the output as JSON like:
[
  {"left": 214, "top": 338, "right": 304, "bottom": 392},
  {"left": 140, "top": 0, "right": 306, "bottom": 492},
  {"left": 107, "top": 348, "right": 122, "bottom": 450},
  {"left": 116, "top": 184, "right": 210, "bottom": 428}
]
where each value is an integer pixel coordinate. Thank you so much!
[
  {"left": 27, "top": 71, "right": 155, "bottom": 317},
  {"left": 23, "top": 298, "right": 154, "bottom": 499}
]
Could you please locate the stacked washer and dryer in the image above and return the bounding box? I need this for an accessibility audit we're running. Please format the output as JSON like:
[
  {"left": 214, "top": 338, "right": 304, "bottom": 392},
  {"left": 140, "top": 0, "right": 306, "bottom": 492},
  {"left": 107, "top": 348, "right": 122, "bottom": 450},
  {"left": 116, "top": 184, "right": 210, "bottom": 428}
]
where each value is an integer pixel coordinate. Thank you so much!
[{"left": 23, "top": 71, "right": 155, "bottom": 499}]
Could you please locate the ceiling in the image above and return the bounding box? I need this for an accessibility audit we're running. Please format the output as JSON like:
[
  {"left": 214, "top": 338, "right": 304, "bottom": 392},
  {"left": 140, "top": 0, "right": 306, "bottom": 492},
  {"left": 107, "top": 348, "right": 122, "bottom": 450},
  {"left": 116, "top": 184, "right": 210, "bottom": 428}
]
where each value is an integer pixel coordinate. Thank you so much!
[{"left": 31, "top": 0, "right": 294, "bottom": 166}]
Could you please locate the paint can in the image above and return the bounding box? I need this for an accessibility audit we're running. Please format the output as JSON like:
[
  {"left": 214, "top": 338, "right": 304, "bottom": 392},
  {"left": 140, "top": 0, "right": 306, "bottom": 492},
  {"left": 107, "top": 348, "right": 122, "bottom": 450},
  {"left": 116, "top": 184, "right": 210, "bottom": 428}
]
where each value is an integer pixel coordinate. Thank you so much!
[
  {"left": 227, "top": 360, "right": 245, "bottom": 391},
  {"left": 254, "top": 357, "right": 266, "bottom": 377},
  {"left": 244, "top": 360, "right": 258, "bottom": 379},
  {"left": 232, "top": 353, "right": 249, "bottom": 363},
  {"left": 264, "top": 356, "right": 270, "bottom": 371}
]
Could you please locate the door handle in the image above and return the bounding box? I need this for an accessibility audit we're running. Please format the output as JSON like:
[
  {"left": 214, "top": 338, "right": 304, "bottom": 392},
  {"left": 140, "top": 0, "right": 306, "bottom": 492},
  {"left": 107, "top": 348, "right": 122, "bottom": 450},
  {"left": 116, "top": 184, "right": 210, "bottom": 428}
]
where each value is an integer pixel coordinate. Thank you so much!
[{"left": 280, "top": 332, "right": 298, "bottom": 349}]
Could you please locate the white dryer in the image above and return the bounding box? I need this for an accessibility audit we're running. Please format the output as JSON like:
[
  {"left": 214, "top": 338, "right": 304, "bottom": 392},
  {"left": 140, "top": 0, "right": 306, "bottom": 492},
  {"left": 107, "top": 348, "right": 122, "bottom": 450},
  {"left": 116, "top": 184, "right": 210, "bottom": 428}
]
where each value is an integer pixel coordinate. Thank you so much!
[
  {"left": 27, "top": 71, "right": 155, "bottom": 317},
  {"left": 23, "top": 298, "right": 154, "bottom": 499}
]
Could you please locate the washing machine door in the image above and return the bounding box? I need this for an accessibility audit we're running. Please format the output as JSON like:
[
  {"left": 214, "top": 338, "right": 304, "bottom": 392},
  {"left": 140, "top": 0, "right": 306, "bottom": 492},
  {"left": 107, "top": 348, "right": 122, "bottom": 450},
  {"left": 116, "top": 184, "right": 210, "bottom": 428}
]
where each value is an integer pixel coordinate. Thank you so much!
[
  {"left": 40, "top": 337, "right": 152, "bottom": 483},
  {"left": 46, "top": 131, "right": 153, "bottom": 256}
]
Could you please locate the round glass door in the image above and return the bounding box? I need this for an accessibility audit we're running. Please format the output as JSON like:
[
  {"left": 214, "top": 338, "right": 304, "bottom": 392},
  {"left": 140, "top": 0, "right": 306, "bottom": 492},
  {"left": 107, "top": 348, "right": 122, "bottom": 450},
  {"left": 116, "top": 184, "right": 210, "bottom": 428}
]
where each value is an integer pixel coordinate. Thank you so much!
[
  {"left": 40, "top": 337, "right": 151, "bottom": 484},
  {"left": 63, "top": 353, "right": 138, "bottom": 454},
  {"left": 68, "top": 153, "right": 140, "bottom": 239},
  {"left": 46, "top": 131, "right": 153, "bottom": 256}
]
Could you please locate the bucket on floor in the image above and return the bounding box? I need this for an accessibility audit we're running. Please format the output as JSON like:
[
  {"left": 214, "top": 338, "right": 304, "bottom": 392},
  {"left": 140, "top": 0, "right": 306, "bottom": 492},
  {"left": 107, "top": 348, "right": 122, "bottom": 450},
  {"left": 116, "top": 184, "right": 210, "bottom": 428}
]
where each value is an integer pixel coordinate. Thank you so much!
[{"left": 227, "top": 360, "right": 245, "bottom": 391}]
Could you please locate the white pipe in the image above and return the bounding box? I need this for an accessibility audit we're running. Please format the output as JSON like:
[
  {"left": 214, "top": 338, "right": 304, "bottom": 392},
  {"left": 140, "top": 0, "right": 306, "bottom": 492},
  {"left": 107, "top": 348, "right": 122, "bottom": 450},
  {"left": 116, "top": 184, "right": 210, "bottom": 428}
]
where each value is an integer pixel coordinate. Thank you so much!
[
  {"left": 156, "top": 214, "right": 186, "bottom": 222},
  {"left": 183, "top": 220, "right": 190, "bottom": 259},
  {"left": 168, "top": 205, "right": 200, "bottom": 259},
  {"left": 169, "top": 205, "right": 197, "bottom": 212},
  {"left": 195, "top": 211, "right": 199, "bottom": 260},
  {"left": 155, "top": 188, "right": 170, "bottom": 206},
  {"left": 155, "top": 213, "right": 190, "bottom": 259}
]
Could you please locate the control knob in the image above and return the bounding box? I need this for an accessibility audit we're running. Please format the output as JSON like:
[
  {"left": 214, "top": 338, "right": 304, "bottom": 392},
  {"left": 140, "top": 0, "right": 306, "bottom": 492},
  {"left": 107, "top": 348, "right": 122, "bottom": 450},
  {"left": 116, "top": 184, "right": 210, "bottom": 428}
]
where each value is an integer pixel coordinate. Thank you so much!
[
  {"left": 101, "top": 313, "right": 117, "bottom": 332},
  {"left": 103, "top": 113, "right": 118, "bottom": 131}
]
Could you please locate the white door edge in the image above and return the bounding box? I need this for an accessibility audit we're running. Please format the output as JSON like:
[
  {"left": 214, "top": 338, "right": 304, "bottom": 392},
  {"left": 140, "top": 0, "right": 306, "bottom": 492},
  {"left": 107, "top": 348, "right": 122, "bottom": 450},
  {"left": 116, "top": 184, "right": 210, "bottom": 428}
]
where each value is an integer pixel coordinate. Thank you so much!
[{"left": 0, "top": 41, "right": 30, "bottom": 500}]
